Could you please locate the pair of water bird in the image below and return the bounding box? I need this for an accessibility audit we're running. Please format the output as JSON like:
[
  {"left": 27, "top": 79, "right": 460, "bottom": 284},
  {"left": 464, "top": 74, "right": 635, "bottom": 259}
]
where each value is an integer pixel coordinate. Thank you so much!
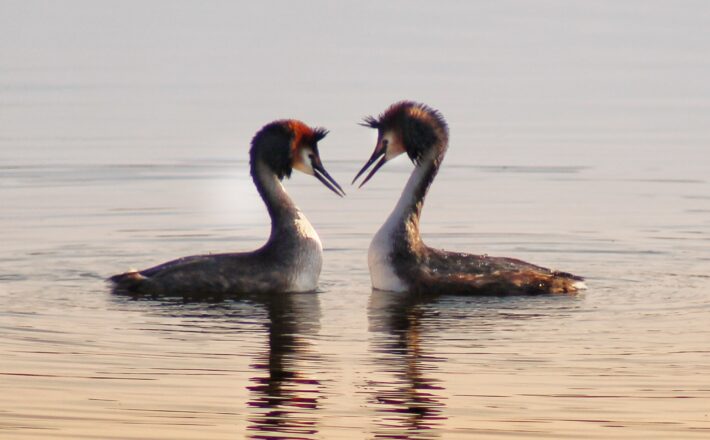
[{"left": 111, "top": 101, "right": 585, "bottom": 297}]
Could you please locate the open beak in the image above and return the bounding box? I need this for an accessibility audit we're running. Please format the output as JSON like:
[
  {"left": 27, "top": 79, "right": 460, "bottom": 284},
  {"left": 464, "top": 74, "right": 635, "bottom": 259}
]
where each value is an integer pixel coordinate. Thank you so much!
[
  {"left": 311, "top": 155, "right": 345, "bottom": 197},
  {"left": 352, "top": 142, "right": 387, "bottom": 188}
]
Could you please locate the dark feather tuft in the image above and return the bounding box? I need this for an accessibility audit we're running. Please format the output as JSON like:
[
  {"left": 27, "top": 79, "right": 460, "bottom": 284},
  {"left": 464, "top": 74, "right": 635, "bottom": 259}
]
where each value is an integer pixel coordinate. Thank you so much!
[
  {"left": 362, "top": 101, "right": 448, "bottom": 138},
  {"left": 312, "top": 127, "right": 329, "bottom": 143},
  {"left": 360, "top": 115, "right": 379, "bottom": 128},
  {"left": 249, "top": 121, "right": 293, "bottom": 180}
]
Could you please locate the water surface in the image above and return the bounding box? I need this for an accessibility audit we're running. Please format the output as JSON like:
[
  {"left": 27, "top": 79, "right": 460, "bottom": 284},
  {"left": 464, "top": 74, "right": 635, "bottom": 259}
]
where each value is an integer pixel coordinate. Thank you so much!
[{"left": 2, "top": 1, "right": 710, "bottom": 439}]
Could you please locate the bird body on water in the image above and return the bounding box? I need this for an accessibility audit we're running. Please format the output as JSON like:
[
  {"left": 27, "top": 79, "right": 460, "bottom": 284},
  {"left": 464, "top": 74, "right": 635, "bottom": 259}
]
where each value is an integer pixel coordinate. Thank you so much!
[
  {"left": 354, "top": 101, "right": 585, "bottom": 295},
  {"left": 110, "top": 120, "right": 344, "bottom": 298}
]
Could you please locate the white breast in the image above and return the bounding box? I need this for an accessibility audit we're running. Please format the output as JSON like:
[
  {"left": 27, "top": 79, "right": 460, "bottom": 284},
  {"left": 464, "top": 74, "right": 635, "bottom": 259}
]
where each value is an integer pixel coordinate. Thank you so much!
[
  {"left": 367, "top": 160, "right": 432, "bottom": 293},
  {"left": 368, "top": 219, "right": 407, "bottom": 292},
  {"left": 289, "top": 211, "right": 323, "bottom": 292}
]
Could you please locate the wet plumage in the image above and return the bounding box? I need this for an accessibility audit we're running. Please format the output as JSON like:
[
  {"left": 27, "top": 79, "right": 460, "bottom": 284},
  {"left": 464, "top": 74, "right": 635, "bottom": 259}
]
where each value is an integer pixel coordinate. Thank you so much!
[
  {"left": 354, "top": 101, "right": 585, "bottom": 295},
  {"left": 110, "top": 120, "right": 344, "bottom": 298}
]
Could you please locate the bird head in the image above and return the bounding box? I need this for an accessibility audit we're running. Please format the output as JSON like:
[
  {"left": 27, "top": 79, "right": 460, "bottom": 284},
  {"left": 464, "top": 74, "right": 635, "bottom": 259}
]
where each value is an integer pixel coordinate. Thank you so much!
[
  {"left": 353, "top": 101, "right": 448, "bottom": 187},
  {"left": 250, "top": 120, "right": 344, "bottom": 196}
]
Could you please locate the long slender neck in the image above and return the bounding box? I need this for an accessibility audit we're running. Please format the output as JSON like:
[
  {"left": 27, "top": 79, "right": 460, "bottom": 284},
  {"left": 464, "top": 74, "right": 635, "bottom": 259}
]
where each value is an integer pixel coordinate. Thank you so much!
[
  {"left": 251, "top": 161, "right": 301, "bottom": 241},
  {"left": 385, "top": 144, "right": 446, "bottom": 248}
]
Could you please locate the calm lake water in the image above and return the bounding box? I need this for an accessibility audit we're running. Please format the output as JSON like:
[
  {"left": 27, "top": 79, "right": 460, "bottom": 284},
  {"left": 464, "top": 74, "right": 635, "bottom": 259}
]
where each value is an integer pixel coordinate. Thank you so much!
[{"left": 1, "top": 1, "right": 709, "bottom": 439}]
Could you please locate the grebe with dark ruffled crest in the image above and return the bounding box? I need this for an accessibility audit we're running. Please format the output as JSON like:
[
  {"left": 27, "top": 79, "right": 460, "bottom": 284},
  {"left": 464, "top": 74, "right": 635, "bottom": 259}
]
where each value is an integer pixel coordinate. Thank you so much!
[
  {"left": 353, "top": 101, "right": 585, "bottom": 295},
  {"left": 111, "top": 119, "right": 344, "bottom": 297}
]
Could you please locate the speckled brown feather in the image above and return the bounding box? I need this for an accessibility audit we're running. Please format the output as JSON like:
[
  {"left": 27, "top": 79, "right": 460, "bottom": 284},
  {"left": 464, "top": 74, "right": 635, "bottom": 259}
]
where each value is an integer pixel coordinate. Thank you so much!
[
  {"left": 110, "top": 120, "right": 328, "bottom": 299},
  {"left": 363, "top": 101, "right": 584, "bottom": 295}
]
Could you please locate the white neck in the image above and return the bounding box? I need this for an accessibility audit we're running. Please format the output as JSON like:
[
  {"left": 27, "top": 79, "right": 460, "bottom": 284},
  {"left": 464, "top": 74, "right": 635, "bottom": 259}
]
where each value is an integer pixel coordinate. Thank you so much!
[
  {"left": 367, "top": 154, "right": 437, "bottom": 292},
  {"left": 252, "top": 161, "right": 323, "bottom": 292}
]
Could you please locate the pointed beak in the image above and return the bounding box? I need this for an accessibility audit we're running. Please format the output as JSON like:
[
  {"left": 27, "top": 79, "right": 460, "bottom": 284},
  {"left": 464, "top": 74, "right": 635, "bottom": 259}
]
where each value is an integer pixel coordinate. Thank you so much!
[
  {"left": 311, "top": 155, "right": 346, "bottom": 197},
  {"left": 352, "top": 142, "right": 387, "bottom": 188}
]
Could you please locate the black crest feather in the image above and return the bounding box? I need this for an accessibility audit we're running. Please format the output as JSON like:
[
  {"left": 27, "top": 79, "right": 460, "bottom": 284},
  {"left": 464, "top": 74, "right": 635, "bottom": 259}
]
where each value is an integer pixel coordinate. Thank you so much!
[
  {"left": 360, "top": 115, "right": 380, "bottom": 129},
  {"left": 249, "top": 121, "right": 293, "bottom": 180},
  {"left": 312, "top": 127, "right": 329, "bottom": 143},
  {"left": 363, "top": 101, "right": 449, "bottom": 164}
]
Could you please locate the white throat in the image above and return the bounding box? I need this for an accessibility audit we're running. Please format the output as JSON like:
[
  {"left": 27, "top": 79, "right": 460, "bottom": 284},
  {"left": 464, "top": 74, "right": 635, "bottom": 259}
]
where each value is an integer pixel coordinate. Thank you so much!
[
  {"left": 256, "top": 162, "right": 323, "bottom": 292},
  {"left": 290, "top": 210, "right": 323, "bottom": 292},
  {"left": 367, "top": 162, "right": 430, "bottom": 292}
]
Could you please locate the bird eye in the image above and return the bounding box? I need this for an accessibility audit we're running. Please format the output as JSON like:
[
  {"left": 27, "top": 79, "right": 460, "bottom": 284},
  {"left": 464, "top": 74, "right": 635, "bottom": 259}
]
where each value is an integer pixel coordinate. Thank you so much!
[{"left": 382, "top": 139, "right": 389, "bottom": 148}]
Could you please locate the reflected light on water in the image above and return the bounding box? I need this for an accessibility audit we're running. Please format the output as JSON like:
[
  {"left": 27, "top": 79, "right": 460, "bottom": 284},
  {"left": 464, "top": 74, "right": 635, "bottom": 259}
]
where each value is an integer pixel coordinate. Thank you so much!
[
  {"left": 246, "top": 294, "right": 324, "bottom": 439},
  {"left": 368, "top": 292, "right": 447, "bottom": 439},
  {"left": 2, "top": 1, "right": 710, "bottom": 438},
  {"left": 103, "top": 293, "right": 328, "bottom": 440}
]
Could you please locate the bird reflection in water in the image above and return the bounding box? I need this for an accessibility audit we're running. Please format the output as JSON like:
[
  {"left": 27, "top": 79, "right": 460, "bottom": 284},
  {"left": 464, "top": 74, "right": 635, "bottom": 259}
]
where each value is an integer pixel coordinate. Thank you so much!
[
  {"left": 246, "top": 292, "right": 324, "bottom": 439},
  {"left": 367, "top": 291, "right": 447, "bottom": 439},
  {"left": 109, "top": 291, "right": 324, "bottom": 440}
]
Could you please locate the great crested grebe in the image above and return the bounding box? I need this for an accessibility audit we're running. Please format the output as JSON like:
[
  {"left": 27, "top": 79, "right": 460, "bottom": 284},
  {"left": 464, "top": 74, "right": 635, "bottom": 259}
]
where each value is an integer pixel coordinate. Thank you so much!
[
  {"left": 353, "top": 101, "right": 585, "bottom": 295},
  {"left": 110, "top": 119, "right": 345, "bottom": 297}
]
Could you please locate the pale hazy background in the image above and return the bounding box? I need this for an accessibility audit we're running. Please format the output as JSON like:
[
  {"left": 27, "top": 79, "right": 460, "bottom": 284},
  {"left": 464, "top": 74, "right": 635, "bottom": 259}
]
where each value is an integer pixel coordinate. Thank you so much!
[
  {"left": 2, "top": 0, "right": 708, "bottom": 170},
  {"left": 1, "top": 2, "right": 709, "bottom": 439}
]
